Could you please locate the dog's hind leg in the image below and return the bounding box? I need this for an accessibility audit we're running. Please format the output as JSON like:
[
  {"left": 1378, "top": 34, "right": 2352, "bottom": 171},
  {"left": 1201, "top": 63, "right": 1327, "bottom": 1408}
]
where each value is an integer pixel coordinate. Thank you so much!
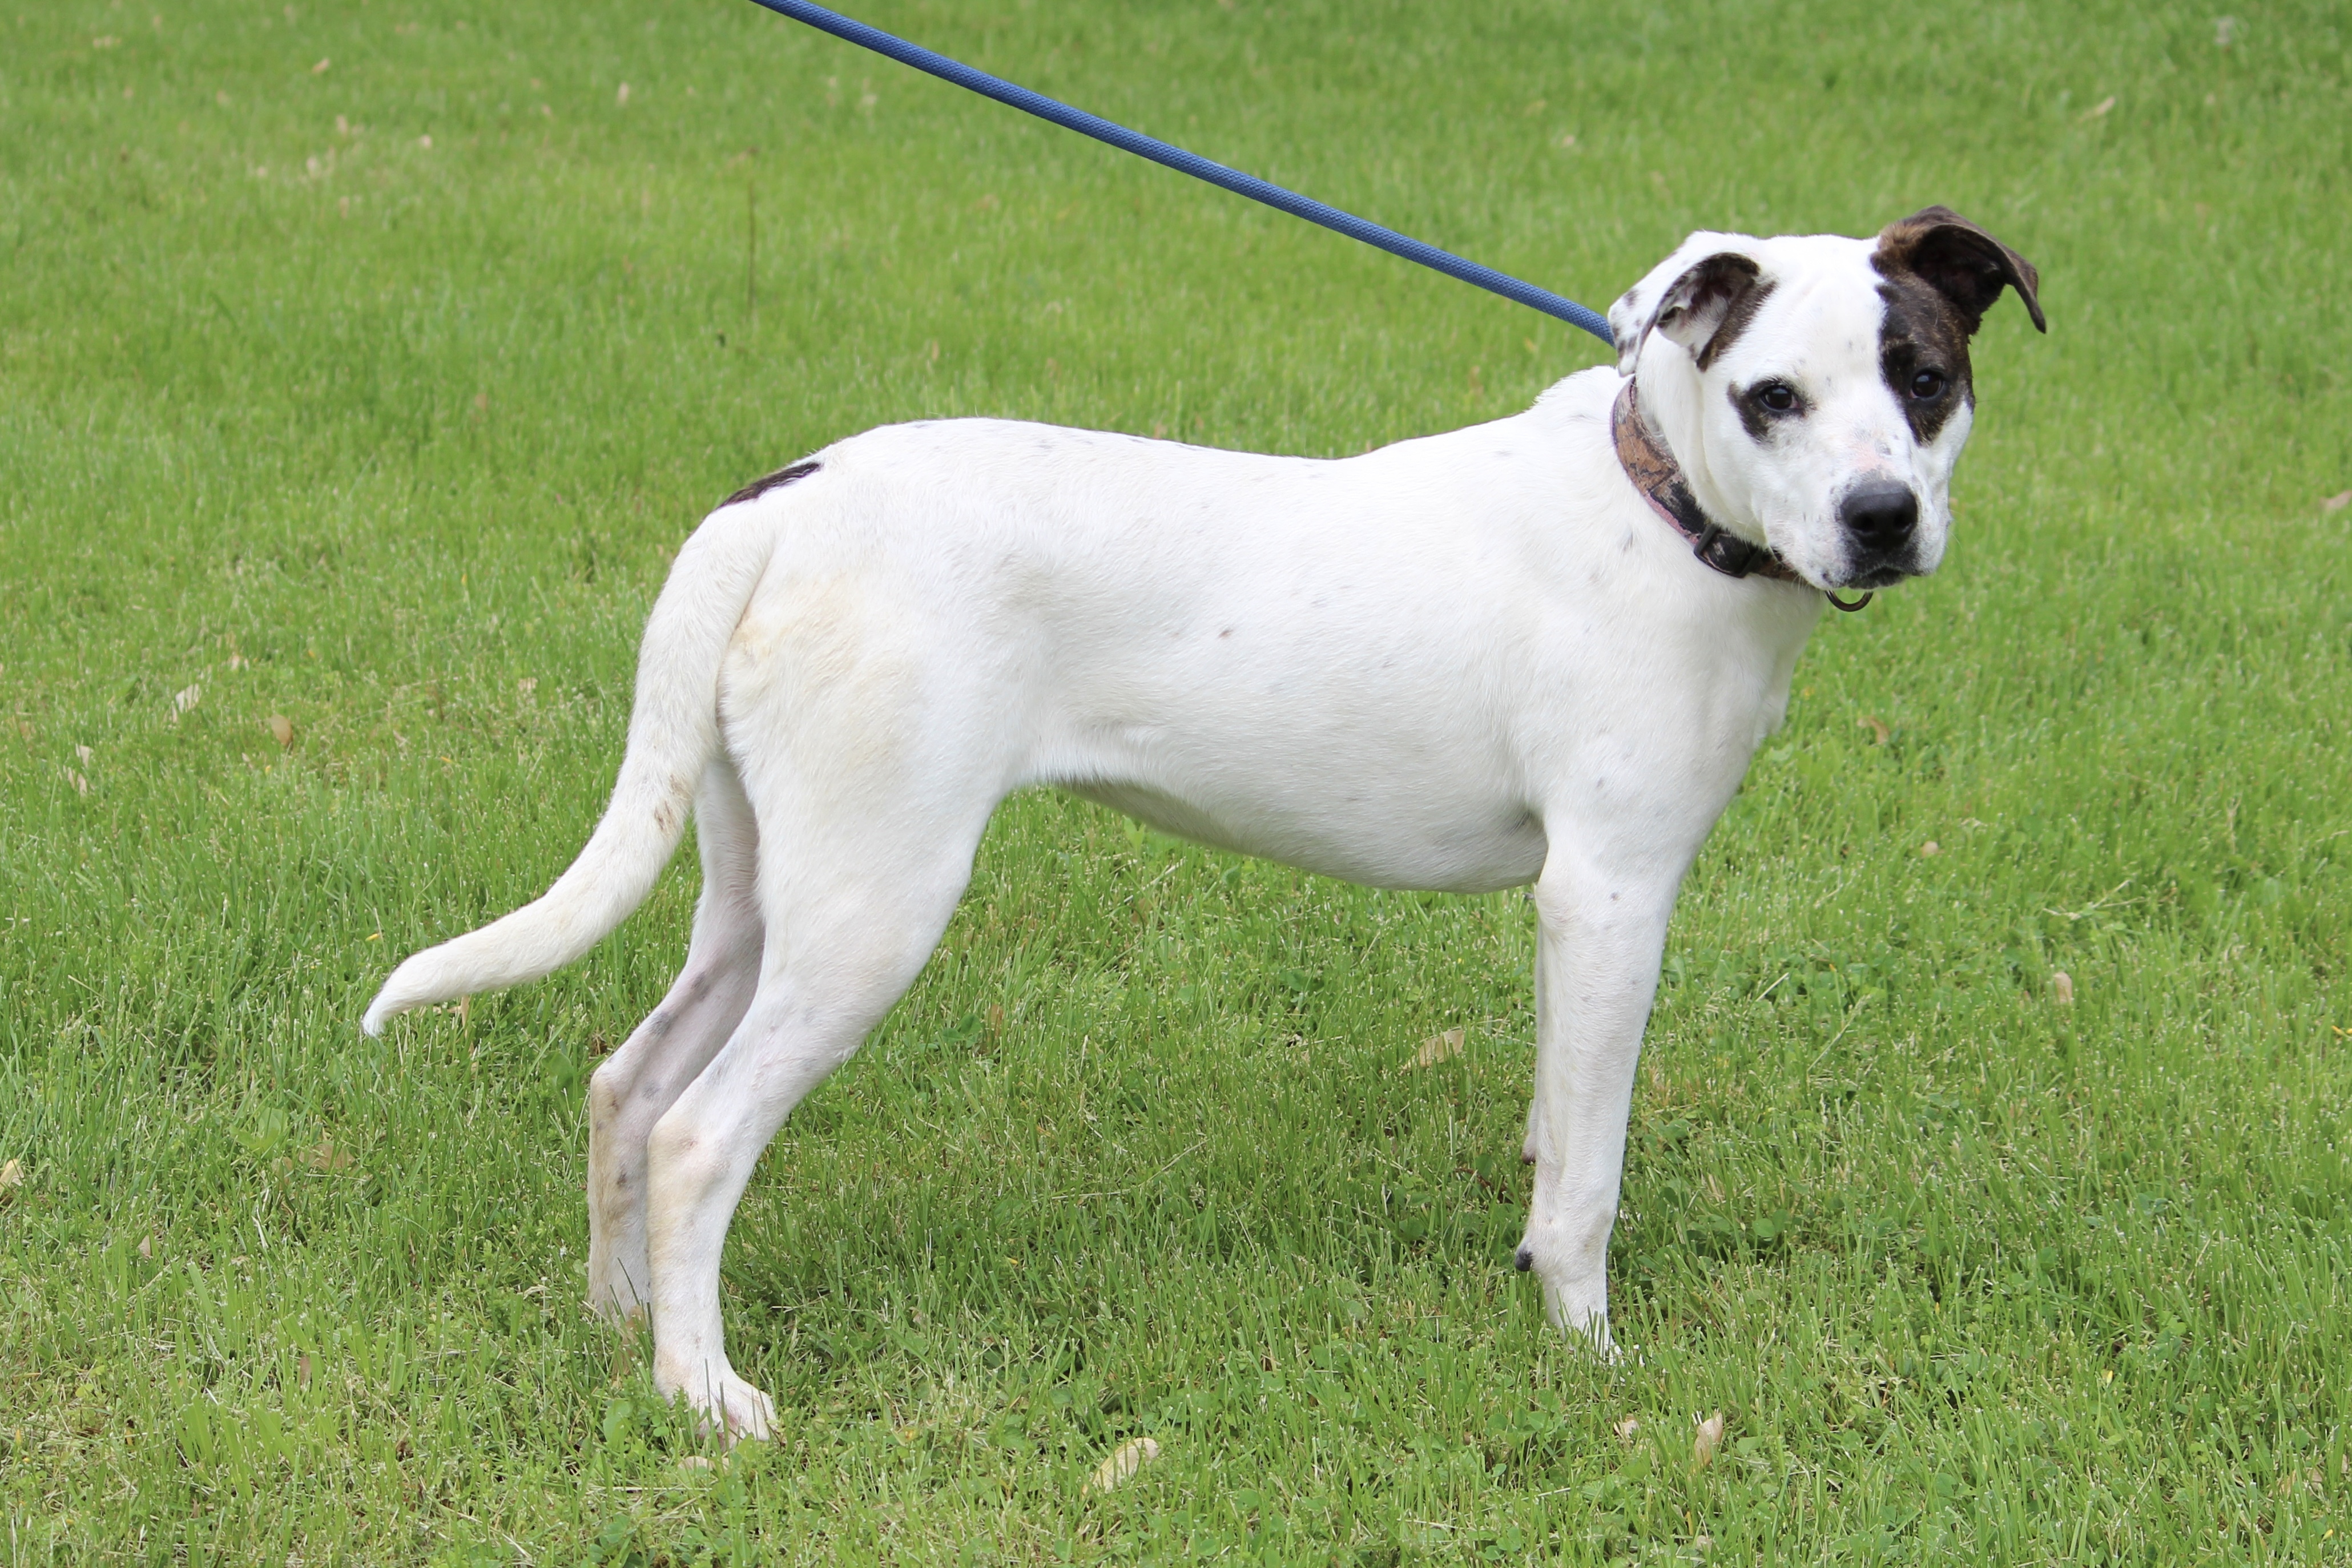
[
  {"left": 639, "top": 804, "right": 988, "bottom": 1441},
  {"left": 585, "top": 757, "right": 763, "bottom": 1324}
]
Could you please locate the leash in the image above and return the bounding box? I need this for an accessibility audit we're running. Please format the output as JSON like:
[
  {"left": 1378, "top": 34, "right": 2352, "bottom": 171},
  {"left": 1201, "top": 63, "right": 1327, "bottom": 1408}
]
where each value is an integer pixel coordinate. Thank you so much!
[
  {"left": 743, "top": 1, "right": 1873, "bottom": 609},
  {"left": 741, "top": 0, "right": 1614, "bottom": 346}
]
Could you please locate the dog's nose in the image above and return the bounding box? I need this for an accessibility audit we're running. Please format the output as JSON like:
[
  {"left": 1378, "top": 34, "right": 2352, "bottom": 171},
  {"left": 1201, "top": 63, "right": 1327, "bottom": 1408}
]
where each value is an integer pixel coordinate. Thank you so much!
[{"left": 1839, "top": 480, "right": 1919, "bottom": 550}]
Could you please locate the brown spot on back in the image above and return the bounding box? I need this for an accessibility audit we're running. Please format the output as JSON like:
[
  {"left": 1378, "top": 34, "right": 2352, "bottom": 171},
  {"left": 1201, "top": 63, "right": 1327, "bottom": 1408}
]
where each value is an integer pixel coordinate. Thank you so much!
[{"left": 722, "top": 459, "right": 820, "bottom": 508}]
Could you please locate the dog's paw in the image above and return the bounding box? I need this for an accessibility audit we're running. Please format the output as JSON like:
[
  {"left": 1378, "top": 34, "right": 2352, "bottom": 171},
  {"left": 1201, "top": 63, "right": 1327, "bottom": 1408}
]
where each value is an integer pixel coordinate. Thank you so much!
[
  {"left": 704, "top": 1373, "right": 778, "bottom": 1443},
  {"left": 662, "top": 1363, "right": 777, "bottom": 1444},
  {"left": 1571, "top": 1314, "right": 1622, "bottom": 1364},
  {"left": 1539, "top": 1285, "right": 1619, "bottom": 1361},
  {"left": 1516, "top": 1235, "right": 1617, "bottom": 1359}
]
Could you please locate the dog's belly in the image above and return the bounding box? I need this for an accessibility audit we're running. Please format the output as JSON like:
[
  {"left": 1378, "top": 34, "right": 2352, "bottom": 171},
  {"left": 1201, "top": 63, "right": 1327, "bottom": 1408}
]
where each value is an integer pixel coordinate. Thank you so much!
[{"left": 1063, "top": 774, "right": 1549, "bottom": 894}]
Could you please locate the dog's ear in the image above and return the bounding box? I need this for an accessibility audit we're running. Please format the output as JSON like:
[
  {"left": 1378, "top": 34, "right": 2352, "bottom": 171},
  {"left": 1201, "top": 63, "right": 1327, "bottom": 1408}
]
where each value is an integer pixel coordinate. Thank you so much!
[
  {"left": 1609, "top": 240, "right": 1766, "bottom": 376},
  {"left": 1874, "top": 206, "right": 2046, "bottom": 336}
]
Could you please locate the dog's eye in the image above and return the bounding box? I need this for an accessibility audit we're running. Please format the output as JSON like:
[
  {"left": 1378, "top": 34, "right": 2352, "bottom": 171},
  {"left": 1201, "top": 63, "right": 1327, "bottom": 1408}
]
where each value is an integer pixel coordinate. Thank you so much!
[
  {"left": 1758, "top": 384, "right": 1798, "bottom": 413},
  {"left": 1910, "top": 369, "right": 1948, "bottom": 401}
]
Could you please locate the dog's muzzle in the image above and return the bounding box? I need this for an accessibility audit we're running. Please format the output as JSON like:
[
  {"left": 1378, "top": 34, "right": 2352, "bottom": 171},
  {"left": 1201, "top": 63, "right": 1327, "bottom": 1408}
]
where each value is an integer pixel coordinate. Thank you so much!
[{"left": 1837, "top": 479, "right": 1923, "bottom": 587}]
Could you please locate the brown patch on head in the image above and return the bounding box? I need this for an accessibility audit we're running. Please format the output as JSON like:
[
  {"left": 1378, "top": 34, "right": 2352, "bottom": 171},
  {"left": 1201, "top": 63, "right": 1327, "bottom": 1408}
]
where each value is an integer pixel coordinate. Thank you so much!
[
  {"left": 1643, "top": 251, "right": 1766, "bottom": 368},
  {"left": 1872, "top": 207, "right": 2043, "bottom": 444},
  {"left": 1875, "top": 272, "right": 1975, "bottom": 443},
  {"left": 722, "top": 459, "right": 820, "bottom": 508},
  {"left": 1873, "top": 206, "right": 2045, "bottom": 335}
]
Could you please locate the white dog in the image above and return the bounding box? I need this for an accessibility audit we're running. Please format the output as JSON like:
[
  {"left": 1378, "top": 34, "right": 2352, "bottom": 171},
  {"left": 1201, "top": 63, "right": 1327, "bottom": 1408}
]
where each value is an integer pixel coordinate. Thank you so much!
[{"left": 364, "top": 207, "right": 2041, "bottom": 1438}]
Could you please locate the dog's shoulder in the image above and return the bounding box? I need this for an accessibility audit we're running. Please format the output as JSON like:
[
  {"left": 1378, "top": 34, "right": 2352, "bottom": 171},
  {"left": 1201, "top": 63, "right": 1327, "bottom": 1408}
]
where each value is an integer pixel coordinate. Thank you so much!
[{"left": 1529, "top": 364, "right": 1621, "bottom": 422}]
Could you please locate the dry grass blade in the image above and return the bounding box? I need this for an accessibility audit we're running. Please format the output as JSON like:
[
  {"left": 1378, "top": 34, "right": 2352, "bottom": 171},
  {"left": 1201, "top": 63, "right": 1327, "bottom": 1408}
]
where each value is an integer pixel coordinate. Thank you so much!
[
  {"left": 1085, "top": 1437, "right": 1161, "bottom": 1494},
  {"left": 2323, "top": 490, "right": 2351, "bottom": 513},
  {"left": 1408, "top": 1028, "right": 1465, "bottom": 1070},
  {"left": 302, "top": 1136, "right": 353, "bottom": 1173},
  {"left": 2051, "top": 971, "right": 2076, "bottom": 1006},
  {"left": 170, "top": 683, "right": 202, "bottom": 718},
  {"left": 0, "top": 1158, "right": 23, "bottom": 1191},
  {"left": 1693, "top": 1411, "right": 1725, "bottom": 1469},
  {"left": 267, "top": 714, "right": 294, "bottom": 748}
]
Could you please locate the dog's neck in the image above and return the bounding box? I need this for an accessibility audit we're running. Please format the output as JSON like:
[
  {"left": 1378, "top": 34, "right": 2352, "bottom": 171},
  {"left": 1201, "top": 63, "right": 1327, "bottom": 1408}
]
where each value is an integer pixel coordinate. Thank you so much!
[{"left": 1611, "top": 380, "right": 1805, "bottom": 586}]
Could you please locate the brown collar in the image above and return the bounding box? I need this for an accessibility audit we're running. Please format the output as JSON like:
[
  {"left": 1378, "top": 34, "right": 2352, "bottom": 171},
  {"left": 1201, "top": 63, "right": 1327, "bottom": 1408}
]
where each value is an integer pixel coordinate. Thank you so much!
[{"left": 1611, "top": 381, "right": 1807, "bottom": 586}]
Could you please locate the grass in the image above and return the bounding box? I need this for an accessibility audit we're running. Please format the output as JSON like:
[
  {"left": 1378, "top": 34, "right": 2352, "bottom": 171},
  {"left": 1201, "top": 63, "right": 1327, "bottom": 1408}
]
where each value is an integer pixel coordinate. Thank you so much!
[{"left": 2, "top": 0, "right": 2349, "bottom": 1560}]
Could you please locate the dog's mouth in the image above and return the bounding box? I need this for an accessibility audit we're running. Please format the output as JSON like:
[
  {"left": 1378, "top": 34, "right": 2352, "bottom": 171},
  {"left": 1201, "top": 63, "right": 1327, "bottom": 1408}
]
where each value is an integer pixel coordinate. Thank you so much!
[
  {"left": 1838, "top": 562, "right": 1915, "bottom": 591},
  {"left": 1783, "top": 554, "right": 1917, "bottom": 594}
]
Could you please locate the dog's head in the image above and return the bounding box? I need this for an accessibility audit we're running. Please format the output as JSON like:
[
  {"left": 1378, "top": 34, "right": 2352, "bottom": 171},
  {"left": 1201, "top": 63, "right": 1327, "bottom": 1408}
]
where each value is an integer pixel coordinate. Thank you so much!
[{"left": 1608, "top": 207, "right": 2044, "bottom": 592}]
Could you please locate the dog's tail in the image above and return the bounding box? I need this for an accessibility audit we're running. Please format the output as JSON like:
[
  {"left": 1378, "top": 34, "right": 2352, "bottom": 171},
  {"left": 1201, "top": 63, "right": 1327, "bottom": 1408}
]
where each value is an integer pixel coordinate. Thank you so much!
[{"left": 361, "top": 498, "right": 782, "bottom": 1037}]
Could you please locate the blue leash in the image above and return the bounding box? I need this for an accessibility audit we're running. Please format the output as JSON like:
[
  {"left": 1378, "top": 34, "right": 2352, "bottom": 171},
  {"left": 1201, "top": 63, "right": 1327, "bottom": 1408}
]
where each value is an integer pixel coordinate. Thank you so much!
[{"left": 742, "top": 0, "right": 1616, "bottom": 346}]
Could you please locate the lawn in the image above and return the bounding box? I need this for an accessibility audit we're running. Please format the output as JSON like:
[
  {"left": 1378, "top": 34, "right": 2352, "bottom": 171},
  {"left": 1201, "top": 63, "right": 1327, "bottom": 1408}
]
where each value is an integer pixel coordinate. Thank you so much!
[{"left": 2, "top": 0, "right": 2349, "bottom": 1561}]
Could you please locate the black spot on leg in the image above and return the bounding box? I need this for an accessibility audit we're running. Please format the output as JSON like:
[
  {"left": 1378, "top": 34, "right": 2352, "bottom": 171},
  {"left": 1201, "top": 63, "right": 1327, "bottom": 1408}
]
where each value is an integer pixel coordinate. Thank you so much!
[
  {"left": 677, "top": 966, "right": 722, "bottom": 1008},
  {"left": 1515, "top": 1247, "right": 1535, "bottom": 1272}
]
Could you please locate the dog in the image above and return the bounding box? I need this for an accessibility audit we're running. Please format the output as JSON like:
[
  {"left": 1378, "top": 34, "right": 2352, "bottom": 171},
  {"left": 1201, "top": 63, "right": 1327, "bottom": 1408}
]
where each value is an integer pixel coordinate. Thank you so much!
[{"left": 364, "top": 207, "right": 2042, "bottom": 1438}]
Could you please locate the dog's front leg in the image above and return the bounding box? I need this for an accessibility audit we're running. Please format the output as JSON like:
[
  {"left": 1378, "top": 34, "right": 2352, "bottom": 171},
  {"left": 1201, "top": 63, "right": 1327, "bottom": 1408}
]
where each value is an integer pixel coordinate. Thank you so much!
[{"left": 1515, "top": 854, "right": 1676, "bottom": 1351}]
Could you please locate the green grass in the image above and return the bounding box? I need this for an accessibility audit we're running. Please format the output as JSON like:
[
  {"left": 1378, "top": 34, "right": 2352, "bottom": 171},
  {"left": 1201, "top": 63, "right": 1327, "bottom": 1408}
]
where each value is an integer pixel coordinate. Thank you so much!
[{"left": 3, "top": 0, "right": 2350, "bottom": 1560}]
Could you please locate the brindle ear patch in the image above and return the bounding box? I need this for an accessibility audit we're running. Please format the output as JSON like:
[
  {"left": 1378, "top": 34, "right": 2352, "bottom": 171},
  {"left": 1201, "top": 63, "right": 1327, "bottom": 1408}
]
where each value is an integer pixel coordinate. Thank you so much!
[
  {"left": 1874, "top": 205, "right": 2046, "bottom": 335},
  {"left": 1694, "top": 277, "right": 1777, "bottom": 371},
  {"left": 1648, "top": 252, "right": 1767, "bottom": 367}
]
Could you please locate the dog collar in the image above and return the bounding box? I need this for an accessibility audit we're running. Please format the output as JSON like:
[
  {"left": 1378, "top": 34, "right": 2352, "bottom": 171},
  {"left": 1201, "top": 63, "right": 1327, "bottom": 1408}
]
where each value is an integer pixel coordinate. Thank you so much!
[{"left": 1611, "top": 381, "right": 1818, "bottom": 591}]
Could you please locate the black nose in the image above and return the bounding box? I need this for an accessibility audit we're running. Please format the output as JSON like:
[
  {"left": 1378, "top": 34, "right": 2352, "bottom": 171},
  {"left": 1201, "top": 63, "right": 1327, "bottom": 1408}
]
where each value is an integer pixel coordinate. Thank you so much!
[{"left": 1839, "top": 480, "right": 1918, "bottom": 550}]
